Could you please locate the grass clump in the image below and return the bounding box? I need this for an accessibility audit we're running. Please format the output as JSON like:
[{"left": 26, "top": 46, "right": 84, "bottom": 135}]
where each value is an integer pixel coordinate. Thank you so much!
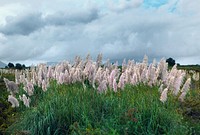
[
  {"left": 179, "top": 89, "right": 200, "bottom": 135},
  {"left": 6, "top": 81, "right": 190, "bottom": 135},
  {"left": 0, "top": 73, "right": 19, "bottom": 134}
]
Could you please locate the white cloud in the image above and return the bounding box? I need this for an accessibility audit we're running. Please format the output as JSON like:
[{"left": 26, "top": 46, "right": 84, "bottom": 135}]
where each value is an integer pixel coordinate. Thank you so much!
[
  {"left": 0, "top": 0, "right": 200, "bottom": 65},
  {"left": 107, "top": 0, "right": 143, "bottom": 12}
]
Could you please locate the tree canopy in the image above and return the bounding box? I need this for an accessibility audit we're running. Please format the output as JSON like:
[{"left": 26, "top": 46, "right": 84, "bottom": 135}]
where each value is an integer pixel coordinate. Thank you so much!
[
  {"left": 166, "top": 58, "right": 175, "bottom": 67},
  {"left": 8, "top": 63, "right": 14, "bottom": 68}
]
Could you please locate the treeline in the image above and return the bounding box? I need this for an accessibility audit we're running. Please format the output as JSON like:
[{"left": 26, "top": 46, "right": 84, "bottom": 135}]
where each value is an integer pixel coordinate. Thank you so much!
[
  {"left": 5, "top": 62, "right": 28, "bottom": 70},
  {"left": 166, "top": 57, "right": 200, "bottom": 71},
  {"left": 178, "top": 65, "right": 200, "bottom": 72}
]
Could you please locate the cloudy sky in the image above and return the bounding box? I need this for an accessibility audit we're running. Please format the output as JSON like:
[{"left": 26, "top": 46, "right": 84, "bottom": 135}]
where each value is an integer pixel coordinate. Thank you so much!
[{"left": 0, "top": 0, "right": 200, "bottom": 65}]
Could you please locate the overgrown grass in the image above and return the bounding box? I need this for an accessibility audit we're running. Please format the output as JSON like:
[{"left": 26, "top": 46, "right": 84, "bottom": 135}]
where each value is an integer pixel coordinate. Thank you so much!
[
  {"left": 6, "top": 81, "right": 191, "bottom": 135},
  {"left": 0, "top": 73, "right": 18, "bottom": 134},
  {"left": 179, "top": 89, "right": 200, "bottom": 135}
]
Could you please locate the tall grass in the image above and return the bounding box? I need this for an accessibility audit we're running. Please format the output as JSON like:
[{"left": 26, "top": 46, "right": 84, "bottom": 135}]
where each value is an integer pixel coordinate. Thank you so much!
[
  {"left": 0, "top": 73, "right": 18, "bottom": 134},
  {"left": 7, "top": 81, "right": 189, "bottom": 135}
]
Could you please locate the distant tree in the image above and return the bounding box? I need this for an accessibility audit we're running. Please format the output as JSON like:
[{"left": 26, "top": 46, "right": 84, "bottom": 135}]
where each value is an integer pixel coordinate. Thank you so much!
[
  {"left": 8, "top": 63, "right": 14, "bottom": 68},
  {"left": 22, "top": 64, "right": 26, "bottom": 69},
  {"left": 15, "top": 63, "right": 22, "bottom": 70},
  {"left": 166, "top": 58, "right": 175, "bottom": 67}
]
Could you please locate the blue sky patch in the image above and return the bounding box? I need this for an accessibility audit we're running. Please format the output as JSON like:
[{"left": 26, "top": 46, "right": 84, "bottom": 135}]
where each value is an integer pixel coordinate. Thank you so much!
[{"left": 142, "top": 0, "right": 168, "bottom": 8}]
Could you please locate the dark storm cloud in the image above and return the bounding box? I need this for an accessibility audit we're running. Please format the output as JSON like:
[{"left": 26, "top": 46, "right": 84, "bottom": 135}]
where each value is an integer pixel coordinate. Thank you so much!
[
  {"left": 0, "top": 13, "right": 45, "bottom": 35},
  {"left": 0, "top": 8, "right": 99, "bottom": 36}
]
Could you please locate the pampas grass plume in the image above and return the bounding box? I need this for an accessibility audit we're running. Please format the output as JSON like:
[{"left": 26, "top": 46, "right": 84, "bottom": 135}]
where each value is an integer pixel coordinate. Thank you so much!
[
  {"left": 160, "top": 88, "right": 168, "bottom": 103},
  {"left": 8, "top": 95, "right": 19, "bottom": 107}
]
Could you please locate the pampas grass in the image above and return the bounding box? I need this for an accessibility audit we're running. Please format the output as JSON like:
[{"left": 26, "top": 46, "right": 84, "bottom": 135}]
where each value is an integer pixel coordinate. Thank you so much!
[
  {"left": 8, "top": 95, "right": 19, "bottom": 107},
  {"left": 4, "top": 78, "right": 19, "bottom": 95},
  {"left": 4, "top": 54, "right": 192, "bottom": 105}
]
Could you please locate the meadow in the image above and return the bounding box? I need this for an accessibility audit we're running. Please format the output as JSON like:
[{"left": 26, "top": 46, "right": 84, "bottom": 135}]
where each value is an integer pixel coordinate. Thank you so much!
[{"left": 0, "top": 55, "right": 200, "bottom": 135}]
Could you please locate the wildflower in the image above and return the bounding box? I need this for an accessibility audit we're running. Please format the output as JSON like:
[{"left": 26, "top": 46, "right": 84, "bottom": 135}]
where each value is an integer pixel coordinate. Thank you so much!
[
  {"left": 22, "top": 94, "right": 31, "bottom": 107},
  {"left": 113, "top": 78, "right": 117, "bottom": 92},
  {"left": 173, "top": 72, "right": 185, "bottom": 95},
  {"left": 158, "top": 84, "right": 163, "bottom": 93},
  {"left": 82, "top": 82, "right": 86, "bottom": 90},
  {"left": 167, "top": 76, "right": 175, "bottom": 91},
  {"left": 95, "top": 67, "right": 103, "bottom": 84},
  {"left": 19, "top": 74, "right": 26, "bottom": 84},
  {"left": 122, "top": 59, "right": 127, "bottom": 72},
  {"left": 64, "top": 70, "right": 70, "bottom": 83},
  {"left": 96, "top": 53, "right": 102, "bottom": 68},
  {"left": 15, "top": 70, "right": 20, "bottom": 84},
  {"left": 142, "top": 54, "right": 148, "bottom": 66},
  {"left": 8, "top": 95, "right": 19, "bottom": 107},
  {"left": 42, "top": 80, "right": 47, "bottom": 92},
  {"left": 141, "top": 68, "right": 147, "bottom": 83},
  {"left": 131, "top": 73, "right": 138, "bottom": 85},
  {"left": 181, "top": 78, "right": 191, "bottom": 93},
  {"left": 179, "top": 78, "right": 191, "bottom": 102},
  {"left": 104, "top": 59, "right": 111, "bottom": 69},
  {"left": 179, "top": 92, "right": 187, "bottom": 102},
  {"left": 124, "top": 69, "right": 130, "bottom": 83},
  {"left": 158, "top": 58, "right": 168, "bottom": 83},
  {"left": 108, "top": 69, "right": 116, "bottom": 89},
  {"left": 147, "top": 64, "right": 156, "bottom": 83},
  {"left": 160, "top": 88, "right": 168, "bottom": 103},
  {"left": 169, "top": 64, "right": 178, "bottom": 78},
  {"left": 118, "top": 73, "right": 125, "bottom": 89},
  {"left": 97, "top": 80, "right": 107, "bottom": 93},
  {"left": 47, "top": 66, "right": 53, "bottom": 79},
  {"left": 31, "top": 71, "right": 37, "bottom": 85},
  {"left": 193, "top": 72, "right": 199, "bottom": 81},
  {"left": 58, "top": 73, "right": 65, "bottom": 84},
  {"left": 26, "top": 81, "right": 34, "bottom": 96},
  {"left": 4, "top": 78, "right": 19, "bottom": 95}
]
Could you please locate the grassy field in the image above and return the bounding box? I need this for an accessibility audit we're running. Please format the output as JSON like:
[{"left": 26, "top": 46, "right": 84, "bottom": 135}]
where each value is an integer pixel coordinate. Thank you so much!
[
  {"left": 178, "top": 65, "right": 200, "bottom": 72},
  {"left": 5, "top": 82, "right": 191, "bottom": 134},
  {"left": 1, "top": 65, "right": 200, "bottom": 134},
  {"left": 0, "top": 79, "right": 199, "bottom": 134}
]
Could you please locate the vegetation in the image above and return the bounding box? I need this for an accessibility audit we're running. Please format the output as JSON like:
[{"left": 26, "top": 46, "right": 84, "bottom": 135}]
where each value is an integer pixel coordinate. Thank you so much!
[
  {"left": 0, "top": 73, "right": 19, "bottom": 134},
  {"left": 180, "top": 89, "right": 200, "bottom": 134},
  {"left": 5, "top": 62, "right": 27, "bottom": 70},
  {"left": 178, "top": 65, "right": 200, "bottom": 72},
  {"left": 6, "top": 82, "right": 191, "bottom": 134},
  {"left": 8, "top": 63, "right": 14, "bottom": 68},
  {"left": 1, "top": 55, "right": 200, "bottom": 134},
  {"left": 166, "top": 58, "right": 176, "bottom": 67}
]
